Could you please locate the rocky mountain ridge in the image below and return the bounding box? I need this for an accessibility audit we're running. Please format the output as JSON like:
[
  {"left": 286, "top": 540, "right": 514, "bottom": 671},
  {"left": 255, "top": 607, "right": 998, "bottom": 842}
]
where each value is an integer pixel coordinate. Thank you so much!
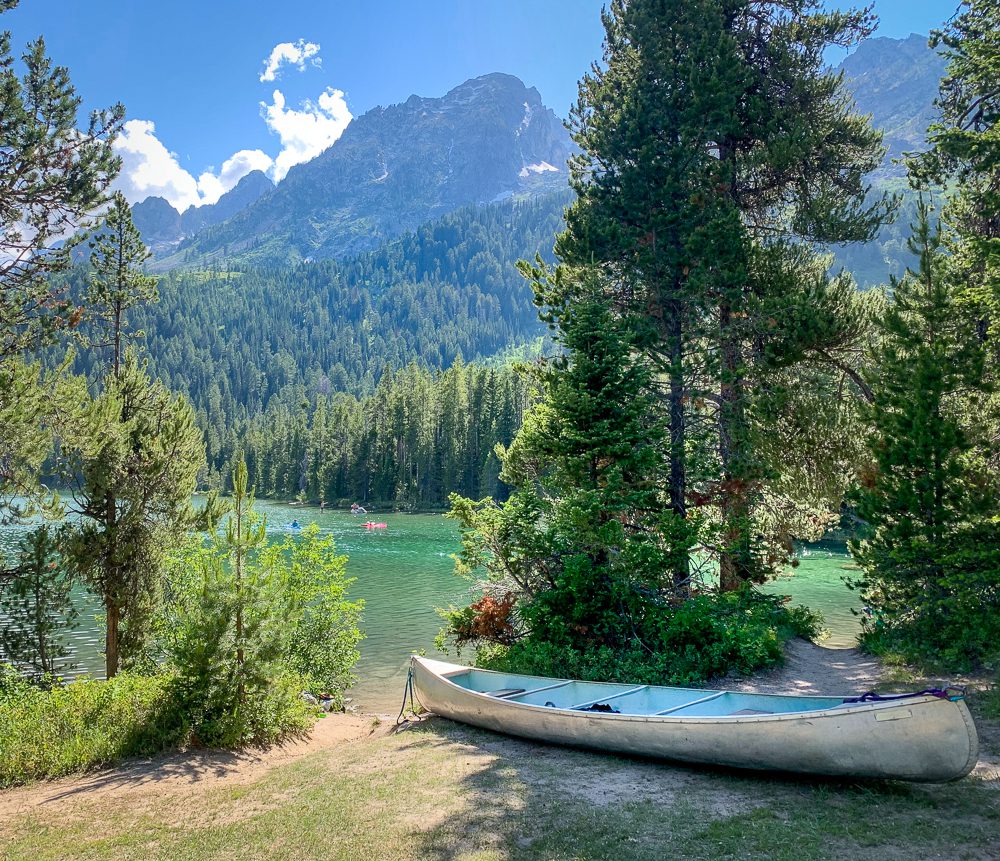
[
  {"left": 131, "top": 169, "right": 274, "bottom": 254},
  {"left": 146, "top": 73, "right": 573, "bottom": 269},
  {"left": 133, "top": 36, "right": 946, "bottom": 272}
]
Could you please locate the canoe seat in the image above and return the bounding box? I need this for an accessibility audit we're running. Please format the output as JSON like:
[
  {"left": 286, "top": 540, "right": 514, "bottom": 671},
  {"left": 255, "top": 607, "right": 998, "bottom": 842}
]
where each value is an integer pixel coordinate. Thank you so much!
[
  {"left": 729, "top": 708, "right": 773, "bottom": 716},
  {"left": 485, "top": 688, "right": 526, "bottom": 698}
]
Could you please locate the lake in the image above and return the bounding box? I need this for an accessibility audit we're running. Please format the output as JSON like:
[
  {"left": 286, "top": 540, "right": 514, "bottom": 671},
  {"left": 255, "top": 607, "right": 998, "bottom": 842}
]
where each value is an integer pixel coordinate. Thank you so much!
[{"left": 0, "top": 501, "right": 863, "bottom": 712}]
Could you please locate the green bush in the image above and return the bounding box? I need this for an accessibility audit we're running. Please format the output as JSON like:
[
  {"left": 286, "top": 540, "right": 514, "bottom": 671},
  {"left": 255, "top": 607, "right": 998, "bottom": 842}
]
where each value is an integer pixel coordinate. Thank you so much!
[
  {"left": 156, "top": 469, "right": 362, "bottom": 747},
  {"left": 475, "top": 591, "right": 820, "bottom": 686},
  {"left": 856, "top": 522, "right": 1000, "bottom": 671},
  {"left": 0, "top": 668, "right": 185, "bottom": 787}
]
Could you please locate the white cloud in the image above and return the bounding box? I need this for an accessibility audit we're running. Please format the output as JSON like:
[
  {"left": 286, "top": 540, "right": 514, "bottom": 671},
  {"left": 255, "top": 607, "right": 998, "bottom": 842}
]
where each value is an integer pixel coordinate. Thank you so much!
[
  {"left": 112, "top": 120, "right": 203, "bottom": 211},
  {"left": 196, "top": 149, "right": 274, "bottom": 204},
  {"left": 113, "top": 120, "right": 275, "bottom": 210},
  {"left": 261, "top": 87, "right": 352, "bottom": 181},
  {"left": 259, "top": 39, "right": 321, "bottom": 83}
]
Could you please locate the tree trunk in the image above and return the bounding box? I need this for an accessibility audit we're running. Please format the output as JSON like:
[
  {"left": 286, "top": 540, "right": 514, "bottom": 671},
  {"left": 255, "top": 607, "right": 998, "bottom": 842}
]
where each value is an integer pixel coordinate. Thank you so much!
[
  {"left": 113, "top": 300, "right": 122, "bottom": 378},
  {"left": 104, "top": 490, "right": 120, "bottom": 677},
  {"left": 666, "top": 301, "right": 690, "bottom": 595},
  {"left": 717, "top": 302, "right": 752, "bottom": 592},
  {"left": 105, "top": 601, "right": 120, "bottom": 679}
]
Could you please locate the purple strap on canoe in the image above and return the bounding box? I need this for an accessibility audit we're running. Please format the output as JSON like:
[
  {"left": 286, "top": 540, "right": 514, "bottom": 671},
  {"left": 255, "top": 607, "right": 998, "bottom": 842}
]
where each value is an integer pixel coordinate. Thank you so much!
[{"left": 842, "top": 686, "right": 967, "bottom": 704}]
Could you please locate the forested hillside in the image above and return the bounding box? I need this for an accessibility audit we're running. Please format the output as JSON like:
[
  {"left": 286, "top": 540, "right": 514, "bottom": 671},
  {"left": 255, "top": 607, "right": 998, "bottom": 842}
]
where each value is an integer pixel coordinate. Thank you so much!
[
  {"left": 234, "top": 360, "right": 531, "bottom": 506},
  {"left": 103, "top": 35, "right": 955, "bottom": 500},
  {"left": 63, "top": 191, "right": 568, "bottom": 499}
]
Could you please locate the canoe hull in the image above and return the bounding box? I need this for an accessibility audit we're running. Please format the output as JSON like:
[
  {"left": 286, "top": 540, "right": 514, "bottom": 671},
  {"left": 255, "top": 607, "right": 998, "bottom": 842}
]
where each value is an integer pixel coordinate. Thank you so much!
[{"left": 411, "top": 657, "right": 978, "bottom": 782}]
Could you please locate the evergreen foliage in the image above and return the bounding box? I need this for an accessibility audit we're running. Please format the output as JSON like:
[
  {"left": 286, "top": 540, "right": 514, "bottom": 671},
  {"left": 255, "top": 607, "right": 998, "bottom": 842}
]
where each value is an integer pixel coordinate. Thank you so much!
[
  {"left": 701, "top": 0, "right": 891, "bottom": 588},
  {"left": 0, "top": 2, "right": 121, "bottom": 514},
  {"left": 444, "top": 268, "right": 818, "bottom": 680},
  {"left": 0, "top": 525, "right": 77, "bottom": 680},
  {"left": 0, "top": 356, "right": 88, "bottom": 519},
  {"left": 548, "top": 0, "right": 890, "bottom": 591},
  {"left": 850, "top": 204, "right": 999, "bottom": 667},
  {"left": 230, "top": 359, "right": 531, "bottom": 508},
  {"left": 87, "top": 191, "right": 160, "bottom": 377},
  {"left": 0, "top": 1, "right": 123, "bottom": 360},
  {"left": 64, "top": 352, "right": 207, "bottom": 677},
  {"left": 911, "top": 0, "right": 1000, "bottom": 485},
  {"left": 450, "top": 272, "right": 689, "bottom": 651},
  {"left": 47, "top": 193, "right": 567, "bottom": 505},
  {"left": 556, "top": 0, "right": 742, "bottom": 590},
  {"left": 158, "top": 462, "right": 363, "bottom": 746},
  {"left": 913, "top": 0, "right": 1000, "bottom": 333}
]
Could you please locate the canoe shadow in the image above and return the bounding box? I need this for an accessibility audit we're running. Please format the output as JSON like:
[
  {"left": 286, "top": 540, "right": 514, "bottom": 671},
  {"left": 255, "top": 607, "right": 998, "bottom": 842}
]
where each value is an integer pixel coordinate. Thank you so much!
[
  {"left": 399, "top": 714, "right": 914, "bottom": 792},
  {"left": 394, "top": 715, "right": 939, "bottom": 861}
]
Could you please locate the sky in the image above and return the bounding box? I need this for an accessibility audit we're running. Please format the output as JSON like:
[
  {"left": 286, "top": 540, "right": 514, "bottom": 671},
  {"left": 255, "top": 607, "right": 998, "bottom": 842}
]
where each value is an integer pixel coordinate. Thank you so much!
[{"left": 3, "top": 0, "right": 961, "bottom": 212}]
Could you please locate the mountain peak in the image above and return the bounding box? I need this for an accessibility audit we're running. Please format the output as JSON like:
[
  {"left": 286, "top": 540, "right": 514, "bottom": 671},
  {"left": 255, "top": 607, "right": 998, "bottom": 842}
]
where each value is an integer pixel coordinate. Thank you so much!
[
  {"left": 838, "top": 33, "right": 945, "bottom": 169},
  {"left": 134, "top": 170, "right": 274, "bottom": 252},
  {"left": 161, "top": 72, "right": 573, "bottom": 267}
]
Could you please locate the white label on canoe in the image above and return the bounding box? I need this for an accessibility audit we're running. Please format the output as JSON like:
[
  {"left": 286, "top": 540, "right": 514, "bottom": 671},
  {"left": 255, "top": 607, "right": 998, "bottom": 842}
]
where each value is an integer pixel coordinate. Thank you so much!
[{"left": 874, "top": 709, "right": 913, "bottom": 722}]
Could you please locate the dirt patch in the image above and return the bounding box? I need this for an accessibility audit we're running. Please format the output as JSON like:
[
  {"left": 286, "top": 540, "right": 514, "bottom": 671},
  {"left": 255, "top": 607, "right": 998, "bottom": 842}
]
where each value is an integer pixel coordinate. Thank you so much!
[
  {"left": 1, "top": 639, "right": 996, "bottom": 838},
  {"left": 0, "top": 712, "right": 385, "bottom": 822},
  {"left": 708, "top": 637, "right": 886, "bottom": 696}
]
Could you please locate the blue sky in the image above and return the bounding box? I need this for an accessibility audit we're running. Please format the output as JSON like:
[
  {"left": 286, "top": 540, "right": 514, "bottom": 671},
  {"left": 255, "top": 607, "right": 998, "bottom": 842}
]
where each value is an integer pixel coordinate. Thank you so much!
[{"left": 4, "top": 0, "right": 958, "bottom": 211}]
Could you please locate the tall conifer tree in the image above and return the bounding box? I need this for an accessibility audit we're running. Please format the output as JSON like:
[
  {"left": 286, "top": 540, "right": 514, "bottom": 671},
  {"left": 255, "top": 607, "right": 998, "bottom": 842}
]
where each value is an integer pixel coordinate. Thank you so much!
[
  {"left": 451, "top": 267, "right": 690, "bottom": 651},
  {"left": 88, "top": 192, "right": 159, "bottom": 377},
  {"left": 851, "top": 204, "right": 999, "bottom": 663},
  {"left": 558, "top": 0, "right": 743, "bottom": 590},
  {"left": 560, "top": 0, "right": 890, "bottom": 590},
  {"left": 911, "top": 0, "right": 1000, "bottom": 479},
  {"left": 68, "top": 204, "right": 205, "bottom": 677},
  {"left": 67, "top": 354, "right": 207, "bottom": 677}
]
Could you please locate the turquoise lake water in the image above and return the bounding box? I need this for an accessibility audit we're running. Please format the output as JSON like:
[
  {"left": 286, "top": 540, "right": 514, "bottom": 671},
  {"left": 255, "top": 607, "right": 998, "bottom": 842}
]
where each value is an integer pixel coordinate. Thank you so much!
[{"left": 0, "top": 501, "right": 863, "bottom": 712}]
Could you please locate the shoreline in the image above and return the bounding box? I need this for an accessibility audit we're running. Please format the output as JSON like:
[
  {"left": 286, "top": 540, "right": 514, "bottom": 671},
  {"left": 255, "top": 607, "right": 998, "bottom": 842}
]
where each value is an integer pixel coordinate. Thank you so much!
[{"left": 3, "top": 639, "right": 996, "bottom": 861}]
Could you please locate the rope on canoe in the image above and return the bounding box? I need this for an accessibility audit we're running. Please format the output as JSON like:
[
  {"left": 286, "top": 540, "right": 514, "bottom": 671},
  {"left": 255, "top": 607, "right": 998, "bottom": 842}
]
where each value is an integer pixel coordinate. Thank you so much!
[
  {"left": 396, "top": 666, "right": 417, "bottom": 725},
  {"left": 842, "top": 686, "right": 968, "bottom": 704}
]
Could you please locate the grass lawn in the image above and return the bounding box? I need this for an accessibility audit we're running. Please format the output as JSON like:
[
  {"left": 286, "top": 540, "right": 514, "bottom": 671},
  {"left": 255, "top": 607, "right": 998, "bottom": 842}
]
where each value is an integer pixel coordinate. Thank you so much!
[{"left": 1, "top": 693, "right": 998, "bottom": 861}]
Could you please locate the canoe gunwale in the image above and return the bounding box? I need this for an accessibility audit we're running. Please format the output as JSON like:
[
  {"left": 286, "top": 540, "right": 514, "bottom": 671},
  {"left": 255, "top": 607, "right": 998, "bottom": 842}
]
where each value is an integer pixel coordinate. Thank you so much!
[
  {"left": 425, "top": 659, "right": 941, "bottom": 724},
  {"left": 411, "top": 656, "right": 980, "bottom": 781}
]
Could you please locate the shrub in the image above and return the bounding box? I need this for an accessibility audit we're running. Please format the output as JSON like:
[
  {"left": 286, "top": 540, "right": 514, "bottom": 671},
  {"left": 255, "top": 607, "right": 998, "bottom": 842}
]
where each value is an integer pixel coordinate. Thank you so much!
[
  {"left": 156, "top": 464, "right": 363, "bottom": 746},
  {"left": 856, "top": 522, "right": 1000, "bottom": 671},
  {"left": 0, "top": 669, "right": 184, "bottom": 787},
  {"left": 470, "top": 591, "right": 821, "bottom": 686}
]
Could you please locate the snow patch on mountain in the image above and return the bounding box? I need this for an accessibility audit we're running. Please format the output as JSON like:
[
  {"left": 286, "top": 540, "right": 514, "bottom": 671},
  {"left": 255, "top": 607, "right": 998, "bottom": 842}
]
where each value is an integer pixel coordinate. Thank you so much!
[{"left": 519, "top": 161, "right": 559, "bottom": 177}]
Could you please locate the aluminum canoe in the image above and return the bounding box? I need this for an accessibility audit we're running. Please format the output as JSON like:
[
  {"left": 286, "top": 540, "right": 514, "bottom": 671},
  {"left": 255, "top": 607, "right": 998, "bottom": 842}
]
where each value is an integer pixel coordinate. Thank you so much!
[{"left": 410, "top": 656, "right": 978, "bottom": 782}]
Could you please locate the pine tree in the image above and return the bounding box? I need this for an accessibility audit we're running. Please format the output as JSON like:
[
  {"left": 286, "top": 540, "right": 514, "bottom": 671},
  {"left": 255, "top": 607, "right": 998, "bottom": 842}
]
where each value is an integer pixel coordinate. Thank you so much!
[
  {"left": 159, "top": 461, "right": 362, "bottom": 745},
  {"left": 558, "top": 0, "right": 890, "bottom": 590},
  {"left": 910, "top": 0, "right": 1000, "bottom": 482},
  {"left": 225, "top": 459, "right": 268, "bottom": 705},
  {"left": 850, "top": 203, "right": 999, "bottom": 663},
  {"left": 557, "top": 0, "right": 742, "bottom": 590},
  {"left": 88, "top": 191, "right": 159, "bottom": 377},
  {"left": 0, "top": 2, "right": 123, "bottom": 360},
  {"left": 450, "top": 267, "right": 693, "bottom": 652},
  {"left": 0, "top": 1, "right": 122, "bottom": 514},
  {"left": 66, "top": 353, "right": 207, "bottom": 677},
  {"left": 708, "top": 0, "right": 890, "bottom": 588}
]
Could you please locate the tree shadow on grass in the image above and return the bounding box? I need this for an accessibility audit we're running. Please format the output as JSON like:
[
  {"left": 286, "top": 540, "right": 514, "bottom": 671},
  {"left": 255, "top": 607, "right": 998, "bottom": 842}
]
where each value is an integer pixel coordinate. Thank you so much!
[
  {"left": 395, "top": 716, "right": 999, "bottom": 861},
  {"left": 36, "top": 748, "right": 245, "bottom": 804}
]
